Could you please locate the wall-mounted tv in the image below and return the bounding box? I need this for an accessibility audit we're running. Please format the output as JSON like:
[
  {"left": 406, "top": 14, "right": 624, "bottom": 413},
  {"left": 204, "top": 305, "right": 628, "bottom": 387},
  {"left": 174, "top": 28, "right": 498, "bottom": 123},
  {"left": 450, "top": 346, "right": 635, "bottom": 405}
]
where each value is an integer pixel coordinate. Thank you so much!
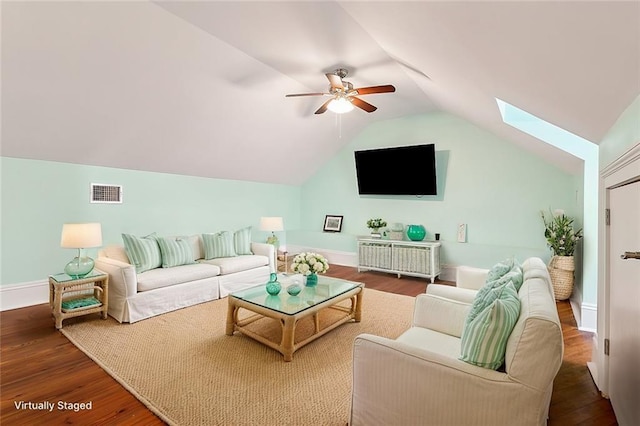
[{"left": 354, "top": 144, "right": 437, "bottom": 195}]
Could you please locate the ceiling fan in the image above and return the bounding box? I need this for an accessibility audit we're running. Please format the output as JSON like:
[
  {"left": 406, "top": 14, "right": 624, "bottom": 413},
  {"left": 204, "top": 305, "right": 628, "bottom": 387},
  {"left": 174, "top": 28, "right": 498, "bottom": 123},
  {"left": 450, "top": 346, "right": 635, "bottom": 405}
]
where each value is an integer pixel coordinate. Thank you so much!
[{"left": 285, "top": 68, "right": 395, "bottom": 114}]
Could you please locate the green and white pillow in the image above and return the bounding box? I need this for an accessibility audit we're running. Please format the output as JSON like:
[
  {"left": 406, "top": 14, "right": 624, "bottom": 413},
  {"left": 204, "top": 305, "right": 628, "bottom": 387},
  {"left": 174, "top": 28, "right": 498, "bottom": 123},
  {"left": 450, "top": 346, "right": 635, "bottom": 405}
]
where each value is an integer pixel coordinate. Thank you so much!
[
  {"left": 202, "top": 232, "right": 236, "bottom": 259},
  {"left": 157, "top": 237, "right": 195, "bottom": 268},
  {"left": 460, "top": 281, "right": 521, "bottom": 370},
  {"left": 466, "top": 258, "right": 523, "bottom": 324},
  {"left": 234, "top": 226, "right": 253, "bottom": 255},
  {"left": 486, "top": 258, "right": 516, "bottom": 282},
  {"left": 466, "top": 281, "right": 510, "bottom": 325},
  {"left": 122, "top": 233, "right": 162, "bottom": 273}
]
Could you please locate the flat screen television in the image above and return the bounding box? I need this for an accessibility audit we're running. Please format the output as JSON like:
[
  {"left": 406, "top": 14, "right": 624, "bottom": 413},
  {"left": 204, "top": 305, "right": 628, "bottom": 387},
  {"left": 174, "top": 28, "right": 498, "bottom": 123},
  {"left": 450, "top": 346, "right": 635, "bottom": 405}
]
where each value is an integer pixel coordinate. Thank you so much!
[{"left": 354, "top": 144, "right": 437, "bottom": 195}]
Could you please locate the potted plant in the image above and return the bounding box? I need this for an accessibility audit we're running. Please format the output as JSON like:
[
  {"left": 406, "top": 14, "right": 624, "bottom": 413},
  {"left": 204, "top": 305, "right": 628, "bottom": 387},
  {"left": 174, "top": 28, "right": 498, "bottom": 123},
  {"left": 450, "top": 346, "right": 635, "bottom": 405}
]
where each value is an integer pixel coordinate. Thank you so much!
[
  {"left": 367, "top": 218, "right": 387, "bottom": 239},
  {"left": 541, "top": 209, "right": 583, "bottom": 300}
]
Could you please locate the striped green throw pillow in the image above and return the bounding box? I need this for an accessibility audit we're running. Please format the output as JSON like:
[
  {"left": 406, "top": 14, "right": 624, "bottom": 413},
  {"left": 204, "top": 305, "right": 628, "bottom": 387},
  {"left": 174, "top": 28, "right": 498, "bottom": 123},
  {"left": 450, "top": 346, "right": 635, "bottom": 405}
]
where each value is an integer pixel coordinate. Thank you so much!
[
  {"left": 460, "top": 281, "right": 521, "bottom": 370},
  {"left": 122, "top": 233, "right": 162, "bottom": 273},
  {"left": 157, "top": 237, "right": 195, "bottom": 268},
  {"left": 202, "top": 232, "right": 236, "bottom": 259},
  {"left": 234, "top": 226, "right": 253, "bottom": 255},
  {"left": 466, "top": 258, "right": 523, "bottom": 326}
]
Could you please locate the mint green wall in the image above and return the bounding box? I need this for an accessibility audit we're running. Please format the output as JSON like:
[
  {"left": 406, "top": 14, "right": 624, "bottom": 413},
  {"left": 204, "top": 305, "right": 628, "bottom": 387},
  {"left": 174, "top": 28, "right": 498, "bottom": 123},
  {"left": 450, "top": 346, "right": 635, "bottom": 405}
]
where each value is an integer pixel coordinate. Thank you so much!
[
  {"left": 290, "top": 112, "right": 578, "bottom": 268},
  {"left": 600, "top": 94, "right": 640, "bottom": 167},
  {"left": 0, "top": 157, "right": 300, "bottom": 285}
]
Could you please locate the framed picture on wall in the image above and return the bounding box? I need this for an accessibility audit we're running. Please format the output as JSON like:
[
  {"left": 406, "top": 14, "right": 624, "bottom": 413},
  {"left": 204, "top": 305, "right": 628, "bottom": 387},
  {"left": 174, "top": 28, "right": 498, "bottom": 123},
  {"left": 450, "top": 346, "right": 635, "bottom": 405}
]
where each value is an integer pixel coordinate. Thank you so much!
[{"left": 323, "top": 215, "right": 344, "bottom": 232}]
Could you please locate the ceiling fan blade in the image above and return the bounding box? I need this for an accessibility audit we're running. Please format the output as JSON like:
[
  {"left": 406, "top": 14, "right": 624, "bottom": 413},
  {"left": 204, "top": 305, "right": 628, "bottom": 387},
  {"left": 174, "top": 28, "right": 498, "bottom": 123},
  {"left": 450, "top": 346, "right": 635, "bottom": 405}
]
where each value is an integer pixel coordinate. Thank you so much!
[
  {"left": 353, "top": 85, "right": 396, "bottom": 95},
  {"left": 285, "top": 92, "right": 327, "bottom": 97},
  {"left": 314, "top": 99, "right": 333, "bottom": 115},
  {"left": 351, "top": 97, "right": 377, "bottom": 113},
  {"left": 325, "top": 73, "right": 344, "bottom": 90}
]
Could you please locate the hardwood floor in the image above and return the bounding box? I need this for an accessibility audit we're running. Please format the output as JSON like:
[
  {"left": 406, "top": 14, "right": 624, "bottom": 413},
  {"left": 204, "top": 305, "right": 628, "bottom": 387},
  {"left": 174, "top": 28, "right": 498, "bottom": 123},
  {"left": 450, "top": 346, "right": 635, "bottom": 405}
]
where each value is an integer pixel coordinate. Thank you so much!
[{"left": 1, "top": 265, "right": 616, "bottom": 425}]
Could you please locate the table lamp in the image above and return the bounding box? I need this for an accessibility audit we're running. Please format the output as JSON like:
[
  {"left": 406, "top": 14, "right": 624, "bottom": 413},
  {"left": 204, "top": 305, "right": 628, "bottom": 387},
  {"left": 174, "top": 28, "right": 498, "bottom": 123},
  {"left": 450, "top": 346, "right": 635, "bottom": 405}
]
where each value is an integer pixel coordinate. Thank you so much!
[
  {"left": 259, "top": 217, "right": 284, "bottom": 246},
  {"left": 60, "top": 223, "right": 103, "bottom": 278}
]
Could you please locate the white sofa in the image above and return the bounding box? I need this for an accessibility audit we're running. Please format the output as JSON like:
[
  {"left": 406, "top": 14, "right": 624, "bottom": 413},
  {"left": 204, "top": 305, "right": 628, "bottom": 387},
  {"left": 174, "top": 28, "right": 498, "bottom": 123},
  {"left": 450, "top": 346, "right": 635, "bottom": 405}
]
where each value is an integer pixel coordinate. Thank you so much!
[
  {"left": 350, "top": 258, "right": 563, "bottom": 426},
  {"left": 95, "top": 235, "right": 274, "bottom": 323}
]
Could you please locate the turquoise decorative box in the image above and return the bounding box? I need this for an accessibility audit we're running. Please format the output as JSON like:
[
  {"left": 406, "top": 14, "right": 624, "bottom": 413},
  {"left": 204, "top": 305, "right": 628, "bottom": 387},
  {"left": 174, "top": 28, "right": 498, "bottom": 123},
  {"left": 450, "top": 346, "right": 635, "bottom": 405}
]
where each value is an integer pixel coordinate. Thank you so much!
[{"left": 61, "top": 297, "right": 101, "bottom": 312}]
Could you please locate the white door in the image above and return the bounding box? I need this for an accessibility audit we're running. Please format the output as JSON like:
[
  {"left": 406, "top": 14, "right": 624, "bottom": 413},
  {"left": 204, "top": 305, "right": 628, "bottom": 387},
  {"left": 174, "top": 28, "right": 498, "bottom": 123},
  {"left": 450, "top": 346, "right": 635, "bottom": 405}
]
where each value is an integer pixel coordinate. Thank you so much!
[{"left": 608, "top": 180, "right": 640, "bottom": 426}]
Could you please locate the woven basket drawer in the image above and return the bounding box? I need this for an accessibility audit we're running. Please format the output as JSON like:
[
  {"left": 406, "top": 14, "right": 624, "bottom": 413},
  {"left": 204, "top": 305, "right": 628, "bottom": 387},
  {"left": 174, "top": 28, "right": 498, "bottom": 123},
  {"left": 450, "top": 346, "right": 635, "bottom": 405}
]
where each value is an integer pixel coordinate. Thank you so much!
[
  {"left": 393, "top": 246, "right": 430, "bottom": 274},
  {"left": 359, "top": 243, "right": 392, "bottom": 269}
]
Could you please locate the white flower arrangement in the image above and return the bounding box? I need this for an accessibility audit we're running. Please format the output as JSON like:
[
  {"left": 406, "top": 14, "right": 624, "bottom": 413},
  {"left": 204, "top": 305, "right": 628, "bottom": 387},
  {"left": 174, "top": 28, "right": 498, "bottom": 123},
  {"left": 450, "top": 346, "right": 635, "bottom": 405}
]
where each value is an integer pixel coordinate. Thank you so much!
[{"left": 291, "top": 252, "right": 329, "bottom": 276}]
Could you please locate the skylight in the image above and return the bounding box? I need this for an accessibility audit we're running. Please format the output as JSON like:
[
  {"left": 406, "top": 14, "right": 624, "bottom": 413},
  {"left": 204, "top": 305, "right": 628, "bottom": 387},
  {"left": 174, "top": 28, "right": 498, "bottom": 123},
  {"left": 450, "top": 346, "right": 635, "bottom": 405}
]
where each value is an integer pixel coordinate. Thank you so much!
[{"left": 495, "top": 98, "right": 596, "bottom": 160}]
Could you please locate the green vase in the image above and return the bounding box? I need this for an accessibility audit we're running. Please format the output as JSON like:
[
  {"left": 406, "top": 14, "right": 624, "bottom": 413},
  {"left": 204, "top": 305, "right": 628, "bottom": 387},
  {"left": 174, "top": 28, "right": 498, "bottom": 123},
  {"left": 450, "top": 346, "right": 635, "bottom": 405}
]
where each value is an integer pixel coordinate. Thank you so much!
[
  {"left": 305, "top": 273, "right": 318, "bottom": 287},
  {"left": 407, "top": 224, "right": 426, "bottom": 241},
  {"left": 265, "top": 273, "right": 281, "bottom": 295}
]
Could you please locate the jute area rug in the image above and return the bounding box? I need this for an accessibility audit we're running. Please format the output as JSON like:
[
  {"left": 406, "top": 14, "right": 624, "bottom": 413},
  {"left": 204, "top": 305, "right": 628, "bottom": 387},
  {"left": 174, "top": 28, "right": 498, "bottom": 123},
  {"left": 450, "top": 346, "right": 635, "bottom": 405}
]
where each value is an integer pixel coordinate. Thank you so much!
[{"left": 61, "top": 288, "right": 415, "bottom": 426}]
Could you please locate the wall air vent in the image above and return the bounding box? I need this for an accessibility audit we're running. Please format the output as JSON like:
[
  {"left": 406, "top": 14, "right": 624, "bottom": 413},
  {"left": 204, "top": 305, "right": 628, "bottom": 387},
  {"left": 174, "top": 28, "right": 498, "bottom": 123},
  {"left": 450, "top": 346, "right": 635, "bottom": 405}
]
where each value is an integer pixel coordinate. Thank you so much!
[{"left": 91, "top": 183, "right": 123, "bottom": 204}]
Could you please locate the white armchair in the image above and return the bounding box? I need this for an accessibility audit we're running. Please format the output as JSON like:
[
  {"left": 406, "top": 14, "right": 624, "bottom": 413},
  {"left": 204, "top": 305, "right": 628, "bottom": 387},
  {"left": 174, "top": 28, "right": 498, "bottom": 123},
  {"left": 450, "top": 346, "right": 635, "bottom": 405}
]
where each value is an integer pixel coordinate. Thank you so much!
[
  {"left": 350, "top": 258, "right": 563, "bottom": 426},
  {"left": 456, "top": 265, "right": 490, "bottom": 290}
]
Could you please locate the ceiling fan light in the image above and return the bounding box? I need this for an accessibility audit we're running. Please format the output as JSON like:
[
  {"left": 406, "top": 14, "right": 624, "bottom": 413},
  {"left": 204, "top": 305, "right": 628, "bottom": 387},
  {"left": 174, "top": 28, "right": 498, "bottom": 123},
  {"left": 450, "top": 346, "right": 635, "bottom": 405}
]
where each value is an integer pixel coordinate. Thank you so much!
[{"left": 327, "top": 97, "right": 354, "bottom": 114}]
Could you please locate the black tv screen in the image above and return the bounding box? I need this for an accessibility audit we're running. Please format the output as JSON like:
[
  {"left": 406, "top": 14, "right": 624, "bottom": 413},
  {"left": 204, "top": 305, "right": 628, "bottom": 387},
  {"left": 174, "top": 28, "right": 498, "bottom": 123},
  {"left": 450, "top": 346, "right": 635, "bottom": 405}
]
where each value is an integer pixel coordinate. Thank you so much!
[{"left": 354, "top": 144, "right": 437, "bottom": 195}]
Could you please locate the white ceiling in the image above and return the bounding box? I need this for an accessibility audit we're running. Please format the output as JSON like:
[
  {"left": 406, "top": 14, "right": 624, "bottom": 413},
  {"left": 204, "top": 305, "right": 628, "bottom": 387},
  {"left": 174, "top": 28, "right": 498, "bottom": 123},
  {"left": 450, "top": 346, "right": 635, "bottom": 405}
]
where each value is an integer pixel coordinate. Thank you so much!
[{"left": 2, "top": 1, "right": 639, "bottom": 185}]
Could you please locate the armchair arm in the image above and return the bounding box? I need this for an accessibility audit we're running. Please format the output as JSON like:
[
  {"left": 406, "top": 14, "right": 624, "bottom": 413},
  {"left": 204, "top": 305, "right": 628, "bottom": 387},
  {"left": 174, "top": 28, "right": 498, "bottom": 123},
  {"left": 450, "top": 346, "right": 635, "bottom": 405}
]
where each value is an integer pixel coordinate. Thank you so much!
[
  {"left": 95, "top": 257, "right": 137, "bottom": 323},
  {"left": 426, "top": 283, "right": 477, "bottom": 303},
  {"left": 351, "top": 334, "right": 539, "bottom": 426},
  {"left": 251, "top": 242, "right": 275, "bottom": 272},
  {"left": 413, "top": 292, "right": 472, "bottom": 338}
]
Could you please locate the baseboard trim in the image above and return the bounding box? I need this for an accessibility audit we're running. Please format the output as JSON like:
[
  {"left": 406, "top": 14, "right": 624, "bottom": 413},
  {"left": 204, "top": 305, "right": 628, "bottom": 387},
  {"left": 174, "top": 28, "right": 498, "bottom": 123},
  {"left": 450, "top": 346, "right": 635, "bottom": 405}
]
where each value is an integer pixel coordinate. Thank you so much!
[
  {"left": 286, "top": 245, "right": 358, "bottom": 267},
  {"left": 570, "top": 297, "right": 597, "bottom": 333},
  {"left": 1, "top": 279, "right": 49, "bottom": 311}
]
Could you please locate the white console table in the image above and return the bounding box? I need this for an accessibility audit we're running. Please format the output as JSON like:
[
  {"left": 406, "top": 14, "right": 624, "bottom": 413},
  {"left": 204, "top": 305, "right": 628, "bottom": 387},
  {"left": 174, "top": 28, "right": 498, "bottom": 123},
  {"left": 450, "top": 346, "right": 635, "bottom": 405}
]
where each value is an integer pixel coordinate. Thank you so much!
[{"left": 357, "top": 237, "right": 441, "bottom": 283}]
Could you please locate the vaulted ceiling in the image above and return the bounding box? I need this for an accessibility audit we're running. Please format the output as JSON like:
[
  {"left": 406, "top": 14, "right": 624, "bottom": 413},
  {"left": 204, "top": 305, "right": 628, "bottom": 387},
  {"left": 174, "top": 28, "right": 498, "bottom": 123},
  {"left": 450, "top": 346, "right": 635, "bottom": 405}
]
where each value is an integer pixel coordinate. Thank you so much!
[{"left": 2, "top": 1, "right": 639, "bottom": 185}]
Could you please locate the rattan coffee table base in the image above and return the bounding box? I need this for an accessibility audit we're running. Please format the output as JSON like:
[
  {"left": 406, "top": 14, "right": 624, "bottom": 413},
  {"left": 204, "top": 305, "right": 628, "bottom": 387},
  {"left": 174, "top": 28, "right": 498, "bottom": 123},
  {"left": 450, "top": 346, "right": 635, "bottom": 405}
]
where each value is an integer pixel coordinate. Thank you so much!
[{"left": 226, "top": 285, "right": 363, "bottom": 361}]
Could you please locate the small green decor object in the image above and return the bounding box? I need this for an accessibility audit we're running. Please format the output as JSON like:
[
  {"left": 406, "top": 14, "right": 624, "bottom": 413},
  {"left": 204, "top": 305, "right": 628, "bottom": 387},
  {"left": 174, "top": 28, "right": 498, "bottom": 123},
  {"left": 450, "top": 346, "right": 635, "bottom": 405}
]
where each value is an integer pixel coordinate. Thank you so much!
[
  {"left": 540, "top": 209, "right": 583, "bottom": 256},
  {"left": 305, "top": 273, "right": 318, "bottom": 287},
  {"left": 265, "top": 273, "right": 281, "bottom": 295},
  {"left": 406, "top": 224, "right": 426, "bottom": 241},
  {"left": 287, "top": 284, "right": 302, "bottom": 296}
]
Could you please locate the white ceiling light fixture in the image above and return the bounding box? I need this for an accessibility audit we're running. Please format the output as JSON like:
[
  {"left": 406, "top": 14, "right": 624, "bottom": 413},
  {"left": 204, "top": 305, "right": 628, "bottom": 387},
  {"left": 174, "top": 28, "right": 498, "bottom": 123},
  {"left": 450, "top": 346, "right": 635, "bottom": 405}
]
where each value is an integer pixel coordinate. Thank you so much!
[
  {"left": 286, "top": 68, "right": 395, "bottom": 115},
  {"left": 327, "top": 96, "right": 354, "bottom": 114}
]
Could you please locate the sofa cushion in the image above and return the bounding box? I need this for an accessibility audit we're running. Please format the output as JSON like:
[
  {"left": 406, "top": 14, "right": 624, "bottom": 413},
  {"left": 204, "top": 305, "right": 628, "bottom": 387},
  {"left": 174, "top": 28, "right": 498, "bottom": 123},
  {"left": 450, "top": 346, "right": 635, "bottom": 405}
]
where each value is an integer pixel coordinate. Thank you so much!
[
  {"left": 397, "top": 327, "right": 461, "bottom": 359},
  {"left": 456, "top": 266, "right": 489, "bottom": 290},
  {"left": 460, "top": 281, "right": 521, "bottom": 370},
  {"left": 137, "top": 263, "right": 221, "bottom": 292},
  {"left": 122, "top": 233, "right": 162, "bottom": 273},
  {"left": 167, "top": 235, "right": 203, "bottom": 261},
  {"left": 188, "top": 235, "right": 204, "bottom": 260},
  {"left": 202, "top": 232, "right": 236, "bottom": 259},
  {"left": 157, "top": 237, "right": 196, "bottom": 268},
  {"left": 200, "top": 255, "right": 269, "bottom": 275},
  {"left": 234, "top": 226, "right": 253, "bottom": 255}
]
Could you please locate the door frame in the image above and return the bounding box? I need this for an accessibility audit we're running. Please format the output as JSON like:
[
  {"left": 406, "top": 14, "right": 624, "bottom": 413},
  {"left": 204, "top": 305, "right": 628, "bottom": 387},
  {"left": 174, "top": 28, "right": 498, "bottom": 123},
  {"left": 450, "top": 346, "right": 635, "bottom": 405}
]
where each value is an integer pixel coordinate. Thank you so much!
[{"left": 594, "top": 141, "right": 640, "bottom": 396}]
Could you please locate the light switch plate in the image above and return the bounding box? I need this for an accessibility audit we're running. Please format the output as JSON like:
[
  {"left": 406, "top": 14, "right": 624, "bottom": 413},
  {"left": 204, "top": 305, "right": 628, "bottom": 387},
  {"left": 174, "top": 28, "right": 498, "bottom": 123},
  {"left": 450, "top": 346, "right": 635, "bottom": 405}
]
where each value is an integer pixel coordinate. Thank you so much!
[{"left": 457, "top": 223, "right": 467, "bottom": 243}]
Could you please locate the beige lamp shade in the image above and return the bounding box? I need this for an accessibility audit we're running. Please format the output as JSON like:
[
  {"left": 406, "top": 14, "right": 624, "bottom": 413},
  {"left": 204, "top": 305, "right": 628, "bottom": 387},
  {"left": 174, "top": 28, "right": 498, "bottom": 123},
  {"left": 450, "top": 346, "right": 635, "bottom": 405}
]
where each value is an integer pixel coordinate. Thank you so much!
[
  {"left": 60, "top": 223, "right": 103, "bottom": 248},
  {"left": 259, "top": 217, "right": 284, "bottom": 232}
]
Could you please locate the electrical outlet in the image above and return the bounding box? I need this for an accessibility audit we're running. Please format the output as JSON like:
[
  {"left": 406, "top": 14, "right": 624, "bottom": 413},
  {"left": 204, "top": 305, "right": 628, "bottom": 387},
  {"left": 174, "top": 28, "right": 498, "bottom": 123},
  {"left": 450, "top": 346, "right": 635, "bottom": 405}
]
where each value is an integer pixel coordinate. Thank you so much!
[{"left": 457, "top": 223, "right": 467, "bottom": 243}]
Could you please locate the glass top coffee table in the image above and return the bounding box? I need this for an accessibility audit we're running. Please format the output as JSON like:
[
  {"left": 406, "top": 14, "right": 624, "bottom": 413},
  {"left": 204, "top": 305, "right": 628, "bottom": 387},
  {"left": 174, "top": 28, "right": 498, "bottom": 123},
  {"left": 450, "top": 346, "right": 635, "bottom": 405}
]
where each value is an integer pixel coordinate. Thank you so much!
[{"left": 226, "top": 275, "right": 364, "bottom": 361}]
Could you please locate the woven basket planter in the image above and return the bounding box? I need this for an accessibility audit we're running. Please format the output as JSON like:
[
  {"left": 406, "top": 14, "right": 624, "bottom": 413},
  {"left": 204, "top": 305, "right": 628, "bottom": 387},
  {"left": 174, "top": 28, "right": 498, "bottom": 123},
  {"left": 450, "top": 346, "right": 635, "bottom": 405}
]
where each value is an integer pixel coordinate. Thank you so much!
[{"left": 548, "top": 255, "right": 575, "bottom": 300}]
